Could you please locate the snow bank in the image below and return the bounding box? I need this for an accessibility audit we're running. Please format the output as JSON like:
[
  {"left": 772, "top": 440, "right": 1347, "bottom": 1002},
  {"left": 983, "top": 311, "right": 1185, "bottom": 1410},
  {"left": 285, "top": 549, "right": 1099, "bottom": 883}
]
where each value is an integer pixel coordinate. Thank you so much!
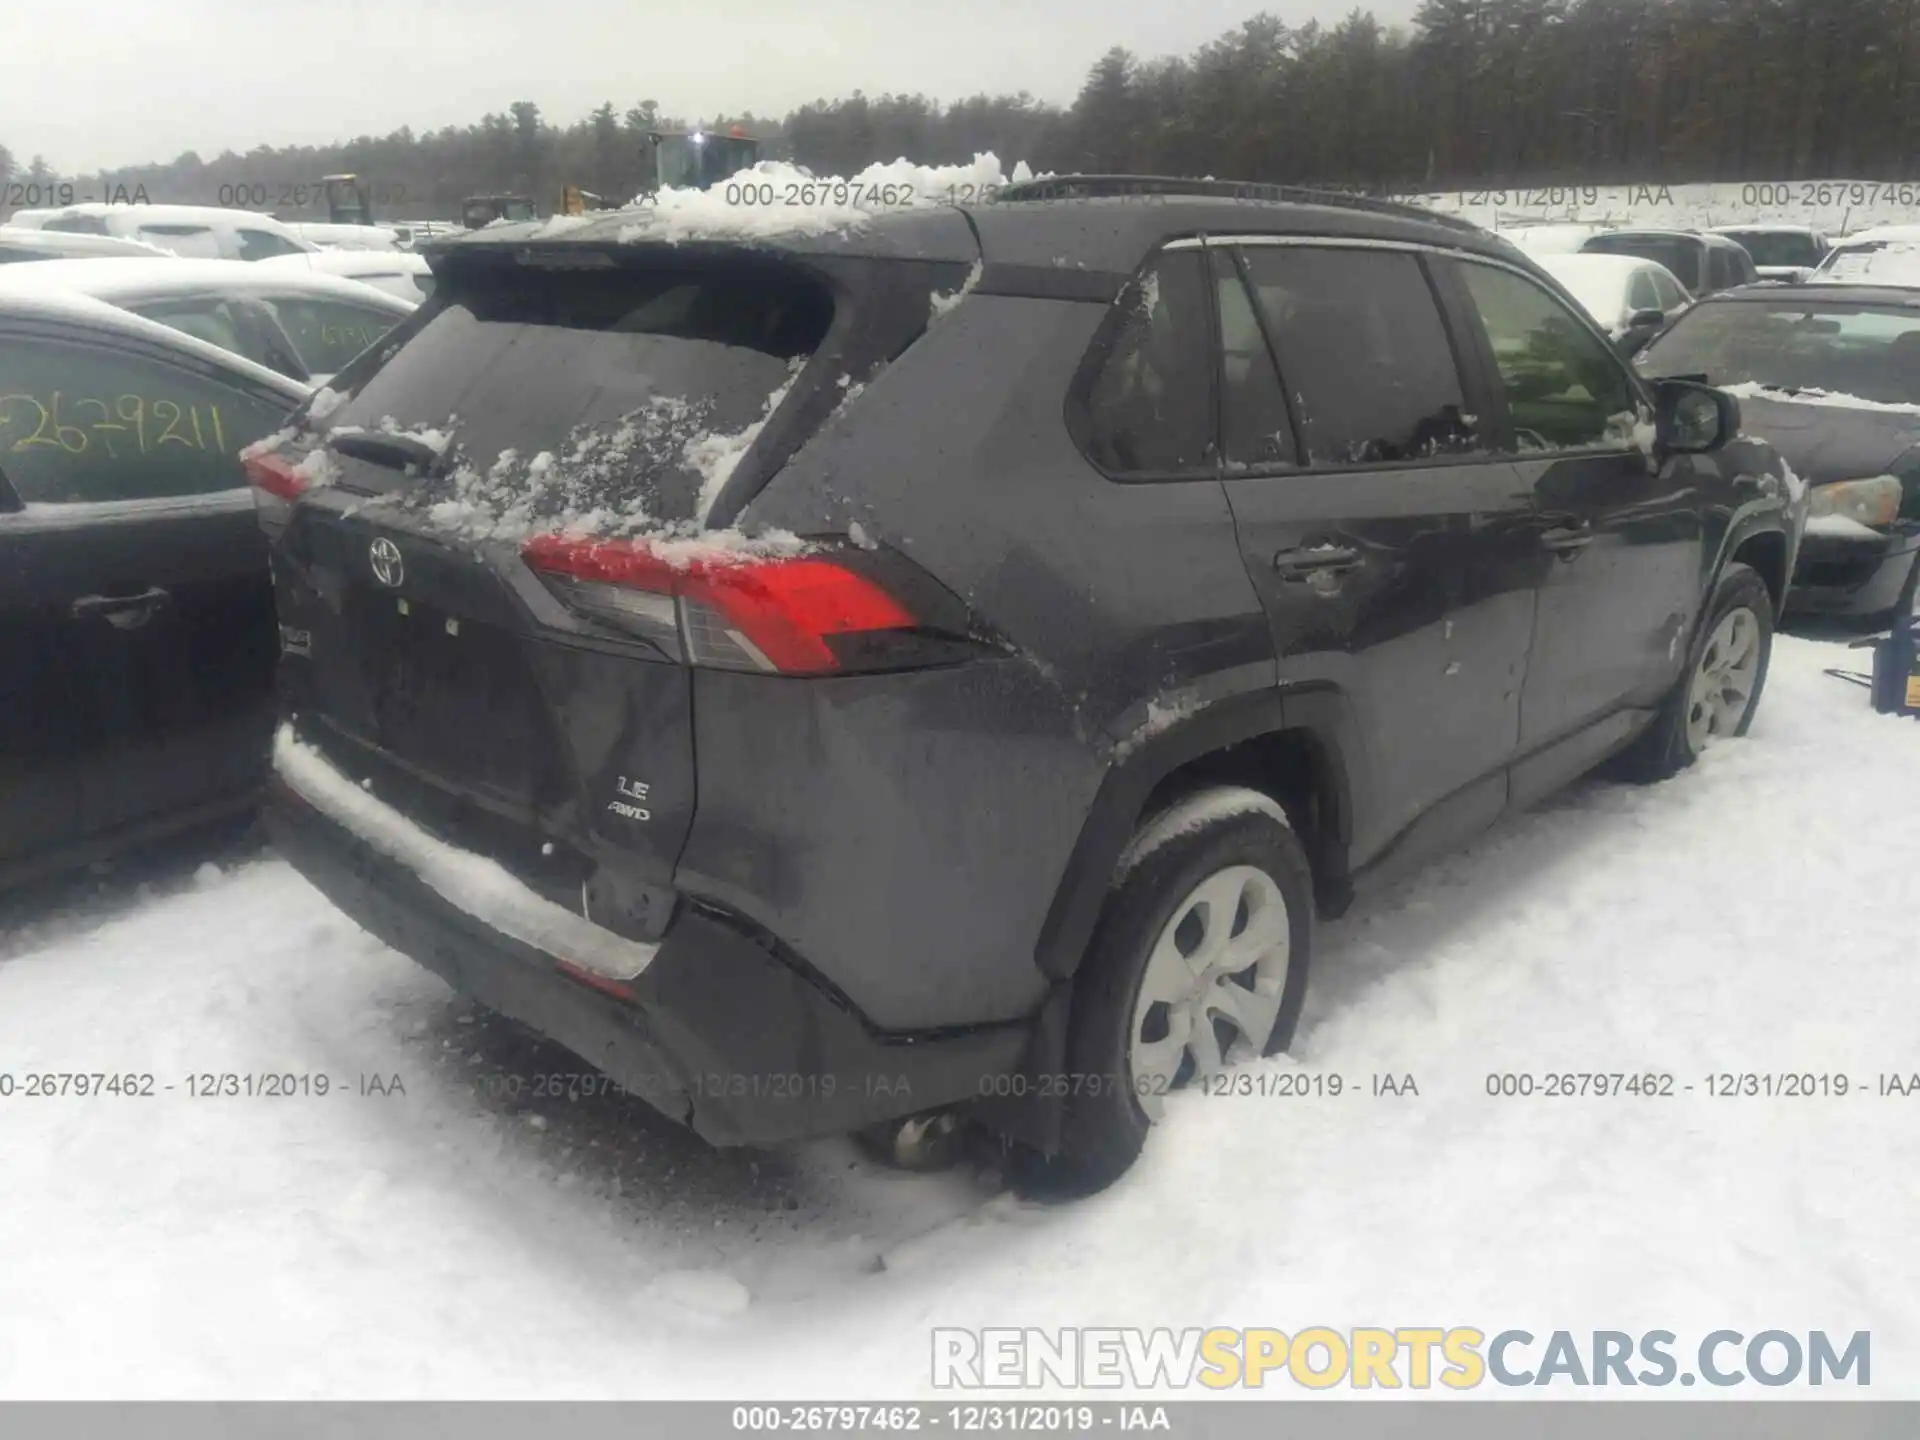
[{"left": 272, "top": 726, "right": 660, "bottom": 982}]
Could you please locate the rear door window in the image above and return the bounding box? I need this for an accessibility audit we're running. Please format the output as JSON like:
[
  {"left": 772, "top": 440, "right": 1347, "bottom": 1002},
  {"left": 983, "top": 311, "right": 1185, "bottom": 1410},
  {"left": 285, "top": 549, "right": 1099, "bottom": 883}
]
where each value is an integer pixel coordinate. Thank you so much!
[
  {"left": 321, "top": 257, "right": 835, "bottom": 524},
  {"left": 0, "top": 331, "right": 292, "bottom": 502},
  {"left": 1238, "top": 245, "right": 1483, "bottom": 466},
  {"left": 1210, "top": 248, "right": 1296, "bottom": 470},
  {"left": 257, "top": 295, "right": 405, "bottom": 376},
  {"left": 43, "top": 215, "right": 109, "bottom": 236},
  {"left": 1078, "top": 249, "right": 1215, "bottom": 477}
]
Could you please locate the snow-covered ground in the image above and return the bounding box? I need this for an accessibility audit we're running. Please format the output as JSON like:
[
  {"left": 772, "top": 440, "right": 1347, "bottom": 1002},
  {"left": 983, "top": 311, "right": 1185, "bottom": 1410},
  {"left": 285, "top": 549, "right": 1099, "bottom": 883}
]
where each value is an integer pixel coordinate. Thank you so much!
[{"left": 2, "top": 631, "right": 1916, "bottom": 1399}]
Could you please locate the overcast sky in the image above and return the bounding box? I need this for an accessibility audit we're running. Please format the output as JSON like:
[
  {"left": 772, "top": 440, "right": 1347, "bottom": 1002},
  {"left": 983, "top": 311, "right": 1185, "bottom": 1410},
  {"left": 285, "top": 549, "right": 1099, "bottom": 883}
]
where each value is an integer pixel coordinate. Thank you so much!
[{"left": 7, "top": 0, "right": 1422, "bottom": 174}]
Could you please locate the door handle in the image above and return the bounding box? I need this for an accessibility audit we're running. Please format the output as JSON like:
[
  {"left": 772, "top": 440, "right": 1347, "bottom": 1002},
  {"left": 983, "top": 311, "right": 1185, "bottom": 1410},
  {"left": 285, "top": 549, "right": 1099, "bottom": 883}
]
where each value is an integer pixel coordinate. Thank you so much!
[
  {"left": 1273, "top": 544, "right": 1362, "bottom": 580},
  {"left": 72, "top": 587, "right": 172, "bottom": 629},
  {"left": 1538, "top": 521, "right": 1593, "bottom": 555}
]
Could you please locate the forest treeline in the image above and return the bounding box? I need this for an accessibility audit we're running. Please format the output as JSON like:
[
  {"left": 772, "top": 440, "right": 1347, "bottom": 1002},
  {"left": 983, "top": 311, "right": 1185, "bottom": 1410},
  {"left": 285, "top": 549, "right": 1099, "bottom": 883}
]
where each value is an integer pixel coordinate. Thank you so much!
[{"left": 3, "top": 0, "right": 1917, "bottom": 220}]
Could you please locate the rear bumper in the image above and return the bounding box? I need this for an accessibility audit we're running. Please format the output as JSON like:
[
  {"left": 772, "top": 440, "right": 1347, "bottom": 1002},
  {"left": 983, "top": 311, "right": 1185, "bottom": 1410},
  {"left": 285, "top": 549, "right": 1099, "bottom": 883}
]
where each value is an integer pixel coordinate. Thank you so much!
[{"left": 264, "top": 782, "right": 1028, "bottom": 1148}]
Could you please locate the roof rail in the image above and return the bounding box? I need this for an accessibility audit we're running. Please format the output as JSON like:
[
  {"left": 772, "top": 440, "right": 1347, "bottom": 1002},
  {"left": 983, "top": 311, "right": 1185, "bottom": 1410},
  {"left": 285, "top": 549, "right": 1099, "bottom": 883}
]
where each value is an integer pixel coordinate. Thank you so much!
[{"left": 989, "top": 174, "right": 1486, "bottom": 234}]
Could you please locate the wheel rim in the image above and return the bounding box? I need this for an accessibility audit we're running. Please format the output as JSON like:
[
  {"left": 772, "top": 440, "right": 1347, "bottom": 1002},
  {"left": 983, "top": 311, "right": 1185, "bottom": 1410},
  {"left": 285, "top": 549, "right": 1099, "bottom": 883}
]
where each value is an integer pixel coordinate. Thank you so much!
[
  {"left": 1128, "top": 865, "right": 1291, "bottom": 1122},
  {"left": 1685, "top": 605, "right": 1763, "bottom": 755}
]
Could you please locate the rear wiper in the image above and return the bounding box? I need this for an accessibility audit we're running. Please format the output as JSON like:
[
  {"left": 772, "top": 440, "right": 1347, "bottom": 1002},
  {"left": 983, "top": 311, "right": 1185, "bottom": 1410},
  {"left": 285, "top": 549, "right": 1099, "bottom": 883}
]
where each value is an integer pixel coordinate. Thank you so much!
[{"left": 327, "top": 430, "right": 443, "bottom": 475}]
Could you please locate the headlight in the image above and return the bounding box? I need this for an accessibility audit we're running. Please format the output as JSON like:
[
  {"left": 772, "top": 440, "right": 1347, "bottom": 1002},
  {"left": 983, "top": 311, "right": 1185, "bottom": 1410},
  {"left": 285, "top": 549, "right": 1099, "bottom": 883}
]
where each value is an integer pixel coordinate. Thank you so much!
[{"left": 1807, "top": 475, "right": 1903, "bottom": 527}]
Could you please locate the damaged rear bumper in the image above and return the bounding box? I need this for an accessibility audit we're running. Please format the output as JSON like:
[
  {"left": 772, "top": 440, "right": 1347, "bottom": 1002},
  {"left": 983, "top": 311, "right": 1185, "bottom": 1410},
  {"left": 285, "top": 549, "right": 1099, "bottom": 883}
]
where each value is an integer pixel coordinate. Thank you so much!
[{"left": 264, "top": 777, "right": 1029, "bottom": 1149}]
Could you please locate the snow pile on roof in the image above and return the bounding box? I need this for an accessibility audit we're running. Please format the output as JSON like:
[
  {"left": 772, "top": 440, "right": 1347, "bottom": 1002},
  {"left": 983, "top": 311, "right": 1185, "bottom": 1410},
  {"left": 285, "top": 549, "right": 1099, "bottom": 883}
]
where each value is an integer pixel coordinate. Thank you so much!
[
  {"left": 273, "top": 726, "right": 660, "bottom": 983},
  {"left": 598, "top": 153, "right": 1037, "bottom": 246}
]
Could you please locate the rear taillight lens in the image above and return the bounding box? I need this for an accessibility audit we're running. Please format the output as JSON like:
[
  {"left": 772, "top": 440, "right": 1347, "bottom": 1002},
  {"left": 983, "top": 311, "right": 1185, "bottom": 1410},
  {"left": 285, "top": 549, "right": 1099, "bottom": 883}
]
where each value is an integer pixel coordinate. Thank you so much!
[
  {"left": 244, "top": 451, "right": 308, "bottom": 502},
  {"left": 522, "top": 534, "right": 927, "bottom": 675}
]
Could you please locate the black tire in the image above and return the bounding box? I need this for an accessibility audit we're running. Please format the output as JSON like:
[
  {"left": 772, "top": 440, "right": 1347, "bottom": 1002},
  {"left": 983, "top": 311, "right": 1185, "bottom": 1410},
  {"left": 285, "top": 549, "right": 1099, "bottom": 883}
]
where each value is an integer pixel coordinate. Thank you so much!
[
  {"left": 1013, "top": 789, "right": 1314, "bottom": 1199},
  {"left": 1615, "top": 560, "right": 1774, "bottom": 784}
]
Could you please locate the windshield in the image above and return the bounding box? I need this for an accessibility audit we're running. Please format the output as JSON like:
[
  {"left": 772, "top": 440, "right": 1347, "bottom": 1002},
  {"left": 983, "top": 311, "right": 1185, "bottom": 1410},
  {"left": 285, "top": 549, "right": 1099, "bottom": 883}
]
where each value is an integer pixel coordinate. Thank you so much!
[
  {"left": 1638, "top": 298, "right": 1920, "bottom": 404},
  {"left": 1584, "top": 235, "right": 1701, "bottom": 292},
  {"left": 654, "top": 135, "right": 760, "bottom": 190},
  {"left": 1719, "top": 231, "right": 1821, "bottom": 268}
]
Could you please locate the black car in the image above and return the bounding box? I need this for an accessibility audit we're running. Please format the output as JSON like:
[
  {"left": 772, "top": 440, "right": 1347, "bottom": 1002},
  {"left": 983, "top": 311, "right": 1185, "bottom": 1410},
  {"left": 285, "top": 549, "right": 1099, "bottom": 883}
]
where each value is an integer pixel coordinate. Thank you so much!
[
  {"left": 1636, "top": 283, "right": 1920, "bottom": 620},
  {"left": 253, "top": 177, "right": 1800, "bottom": 1193},
  {"left": 1581, "top": 229, "right": 1761, "bottom": 297},
  {"left": 0, "top": 289, "right": 309, "bottom": 887}
]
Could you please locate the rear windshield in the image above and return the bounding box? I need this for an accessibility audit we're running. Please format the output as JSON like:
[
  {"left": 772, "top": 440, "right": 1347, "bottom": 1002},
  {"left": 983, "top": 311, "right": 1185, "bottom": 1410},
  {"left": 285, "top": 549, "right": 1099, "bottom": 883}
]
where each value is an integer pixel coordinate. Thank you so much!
[
  {"left": 44, "top": 215, "right": 109, "bottom": 236},
  {"left": 1719, "top": 231, "right": 1822, "bottom": 269},
  {"left": 136, "top": 225, "right": 222, "bottom": 258},
  {"left": 1638, "top": 299, "right": 1920, "bottom": 404},
  {"left": 321, "top": 257, "right": 834, "bottom": 528},
  {"left": 1585, "top": 235, "right": 1702, "bottom": 292}
]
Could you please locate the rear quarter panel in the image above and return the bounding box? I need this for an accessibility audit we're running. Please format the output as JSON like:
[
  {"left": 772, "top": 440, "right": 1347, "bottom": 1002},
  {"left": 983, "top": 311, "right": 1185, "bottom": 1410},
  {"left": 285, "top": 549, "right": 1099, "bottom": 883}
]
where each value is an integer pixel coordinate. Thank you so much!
[{"left": 688, "top": 294, "right": 1275, "bottom": 1032}]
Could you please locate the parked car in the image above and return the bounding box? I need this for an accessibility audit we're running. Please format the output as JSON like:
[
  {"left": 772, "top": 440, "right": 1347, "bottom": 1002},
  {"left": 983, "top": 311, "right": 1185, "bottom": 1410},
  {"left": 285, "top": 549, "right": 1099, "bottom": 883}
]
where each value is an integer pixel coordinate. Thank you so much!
[
  {"left": 1535, "top": 252, "right": 1693, "bottom": 355},
  {"left": 1581, "top": 228, "right": 1760, "bottom": 297},
  {"left": 0, "top": 258, "right": 416, "bottom": 386},
  {"left": 1498, "top": 222, "right": 1613, "bottom": 256},
  {"left": 0, "top": 289, "right": 311, "bottom": 888},
  {"left": 381, "top": 220, "right": 463, "bottom": 250},
  {"left": 286, "top": 222, "right": 400, "bottom": 253},
  {"left": 1635, "top": 283, "right": 1920, "bottom": 621},
  {"left": 1809, "top": 235, "right": 1920, "bottom": 289},
  {"left": 256, "top": 249, "right": 434, "bottom": 305},
  {"left": 27, "top": 204, "right": 318, "bottom": 262},
  {"left": 1709, "top": 225, "right": 1831, "bottom": 283},
  {"left": 252, "top": 177, "right": 1799, "bottom": 1193},
  {"left": 0, "top": 226, "right": 177, "bottom": 262}
]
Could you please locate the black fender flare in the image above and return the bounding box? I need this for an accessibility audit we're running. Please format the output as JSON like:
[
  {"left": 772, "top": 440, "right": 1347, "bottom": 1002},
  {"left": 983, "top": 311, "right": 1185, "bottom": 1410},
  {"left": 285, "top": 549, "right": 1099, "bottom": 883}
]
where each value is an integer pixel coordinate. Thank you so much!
[
  {"left": 1032, "top": 682, "right": 1359, "bottom": 985},
  {"left": 979, "top": 684, "right": 1359, "bottom": 1153}
]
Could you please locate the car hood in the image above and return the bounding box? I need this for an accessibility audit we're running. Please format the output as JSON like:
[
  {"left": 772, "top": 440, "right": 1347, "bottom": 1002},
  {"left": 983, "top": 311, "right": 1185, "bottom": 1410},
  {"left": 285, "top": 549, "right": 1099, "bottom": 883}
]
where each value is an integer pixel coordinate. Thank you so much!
[{"left": 1720, "top": 393, "right": 1920, "bottom": 482}]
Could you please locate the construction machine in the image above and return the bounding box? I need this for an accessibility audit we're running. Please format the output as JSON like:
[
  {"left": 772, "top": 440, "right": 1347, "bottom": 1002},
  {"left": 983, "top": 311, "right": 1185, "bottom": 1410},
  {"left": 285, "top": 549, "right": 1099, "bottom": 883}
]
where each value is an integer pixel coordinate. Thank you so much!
[
  {"left": 322, "top": 173, "right": 375, "bottom": 225},
  {"left": 644, "top": 126, "right": 761, "bottom": 193},
  {"left": 460, "top": 194, "right": 539, "bottom": 228}
]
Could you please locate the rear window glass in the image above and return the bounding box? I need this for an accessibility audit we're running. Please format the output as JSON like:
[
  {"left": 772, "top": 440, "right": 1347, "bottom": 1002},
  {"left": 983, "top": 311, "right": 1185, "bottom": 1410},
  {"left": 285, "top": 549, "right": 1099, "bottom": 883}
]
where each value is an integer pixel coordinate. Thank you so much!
[
  {"left": 44, "top": 215, "right": 109, "bottom": 236},
  {"left": 137, "top": 225, "right": 222, "bottom": 258},
  {"left": 323, "top": 259, "right": 834, "bottom": 527},
  {"left": 1722, "top": 231, "right": 1821, "bottom": 269},
  {"left": 1585, "top": 235, "right": 1702, "bottom": 292}
]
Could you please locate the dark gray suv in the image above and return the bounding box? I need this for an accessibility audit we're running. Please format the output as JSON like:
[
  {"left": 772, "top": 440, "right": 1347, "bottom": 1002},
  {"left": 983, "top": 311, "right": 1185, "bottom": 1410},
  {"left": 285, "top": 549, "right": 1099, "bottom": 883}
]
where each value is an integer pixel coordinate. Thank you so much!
[{"left": 250, "top": 177, "right": 1802, "bottom": 1193}]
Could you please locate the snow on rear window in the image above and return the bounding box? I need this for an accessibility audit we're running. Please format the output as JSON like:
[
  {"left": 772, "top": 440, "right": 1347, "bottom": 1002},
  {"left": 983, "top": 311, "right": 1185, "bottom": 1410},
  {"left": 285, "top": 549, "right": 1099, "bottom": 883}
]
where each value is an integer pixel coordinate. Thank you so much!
[{"left": 315, "top": 260, "right": 832, "bottom": 540}]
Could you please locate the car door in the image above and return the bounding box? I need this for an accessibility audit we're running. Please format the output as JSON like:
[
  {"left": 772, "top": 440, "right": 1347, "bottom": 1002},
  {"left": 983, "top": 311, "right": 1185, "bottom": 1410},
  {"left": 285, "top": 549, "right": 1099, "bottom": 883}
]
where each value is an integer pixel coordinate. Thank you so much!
[
  {"left": 1446, "top": 255, "right": 1707, "bottom": 805},
  {"left": 0, "top": 464, "right": 84, "bottom": 873},
  {"left": 0, "top": 318, "right": 304, "bottom": 848},
  {"left": 1210, "top": 238, "right": 1543, "bottom": 871}
]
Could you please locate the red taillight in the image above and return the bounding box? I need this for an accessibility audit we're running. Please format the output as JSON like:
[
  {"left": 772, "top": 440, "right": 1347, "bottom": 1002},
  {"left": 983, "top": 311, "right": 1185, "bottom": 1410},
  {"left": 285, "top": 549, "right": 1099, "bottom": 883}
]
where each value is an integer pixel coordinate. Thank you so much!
[
  {"left": 522, "top": 534, "right": 917, "bottom": 675},
  {"left": 244, "top": 451, "right": 308, "bottom": 502}
]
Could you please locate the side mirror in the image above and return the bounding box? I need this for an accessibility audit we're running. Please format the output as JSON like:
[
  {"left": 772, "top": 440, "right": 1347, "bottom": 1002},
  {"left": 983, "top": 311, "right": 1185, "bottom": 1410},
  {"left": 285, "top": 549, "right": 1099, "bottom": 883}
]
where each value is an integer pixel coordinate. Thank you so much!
[
  {"left": 1628, "top": 308, "right": 1666, "bottom": 330},
  {"left": 1655, "top": 378, "right": 1739, "bottom": 454}
]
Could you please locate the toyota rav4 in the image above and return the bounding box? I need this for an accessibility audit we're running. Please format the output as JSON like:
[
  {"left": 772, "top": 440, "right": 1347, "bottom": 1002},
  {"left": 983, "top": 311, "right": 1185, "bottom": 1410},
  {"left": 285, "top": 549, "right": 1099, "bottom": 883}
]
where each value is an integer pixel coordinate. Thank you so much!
[{"left": 249, "top": 176, "right": 1803, "bottom": 1194}]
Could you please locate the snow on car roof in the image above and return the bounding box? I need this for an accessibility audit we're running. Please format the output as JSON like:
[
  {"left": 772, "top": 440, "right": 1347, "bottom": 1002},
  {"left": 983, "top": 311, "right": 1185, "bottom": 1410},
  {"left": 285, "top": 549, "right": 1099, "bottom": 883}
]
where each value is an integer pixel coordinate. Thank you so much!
[
  {"left": 0, "top": 225, "right": 175, "bottom": 258},
  {"left": 1710, "top": 223, "right": 1824, "bottom": 235},
  {"left": 260, "top": 250, "right": 429, "bottom": 278},
  {"left": 0, "top": 285, "right": 312, "bottom": 397},
  {"left": 1832, "top": 223, "right": 1920, "bottom": 245},
  {"left": 286, "top": 222, "right": 400, "bottom": 251},
  {"left": 41, "top": 201, "right": 294, "bottom": 227},
  {"left": 0, "top": 256, "right": 417, "bottom": 309}
]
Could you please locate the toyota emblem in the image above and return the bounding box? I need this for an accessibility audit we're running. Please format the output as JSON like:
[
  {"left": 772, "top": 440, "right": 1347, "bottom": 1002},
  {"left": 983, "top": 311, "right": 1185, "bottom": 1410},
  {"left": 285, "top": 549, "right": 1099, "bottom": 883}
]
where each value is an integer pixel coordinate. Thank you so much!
[{"left": 369, "top": 537, "right": 405, "bottom": 588}]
